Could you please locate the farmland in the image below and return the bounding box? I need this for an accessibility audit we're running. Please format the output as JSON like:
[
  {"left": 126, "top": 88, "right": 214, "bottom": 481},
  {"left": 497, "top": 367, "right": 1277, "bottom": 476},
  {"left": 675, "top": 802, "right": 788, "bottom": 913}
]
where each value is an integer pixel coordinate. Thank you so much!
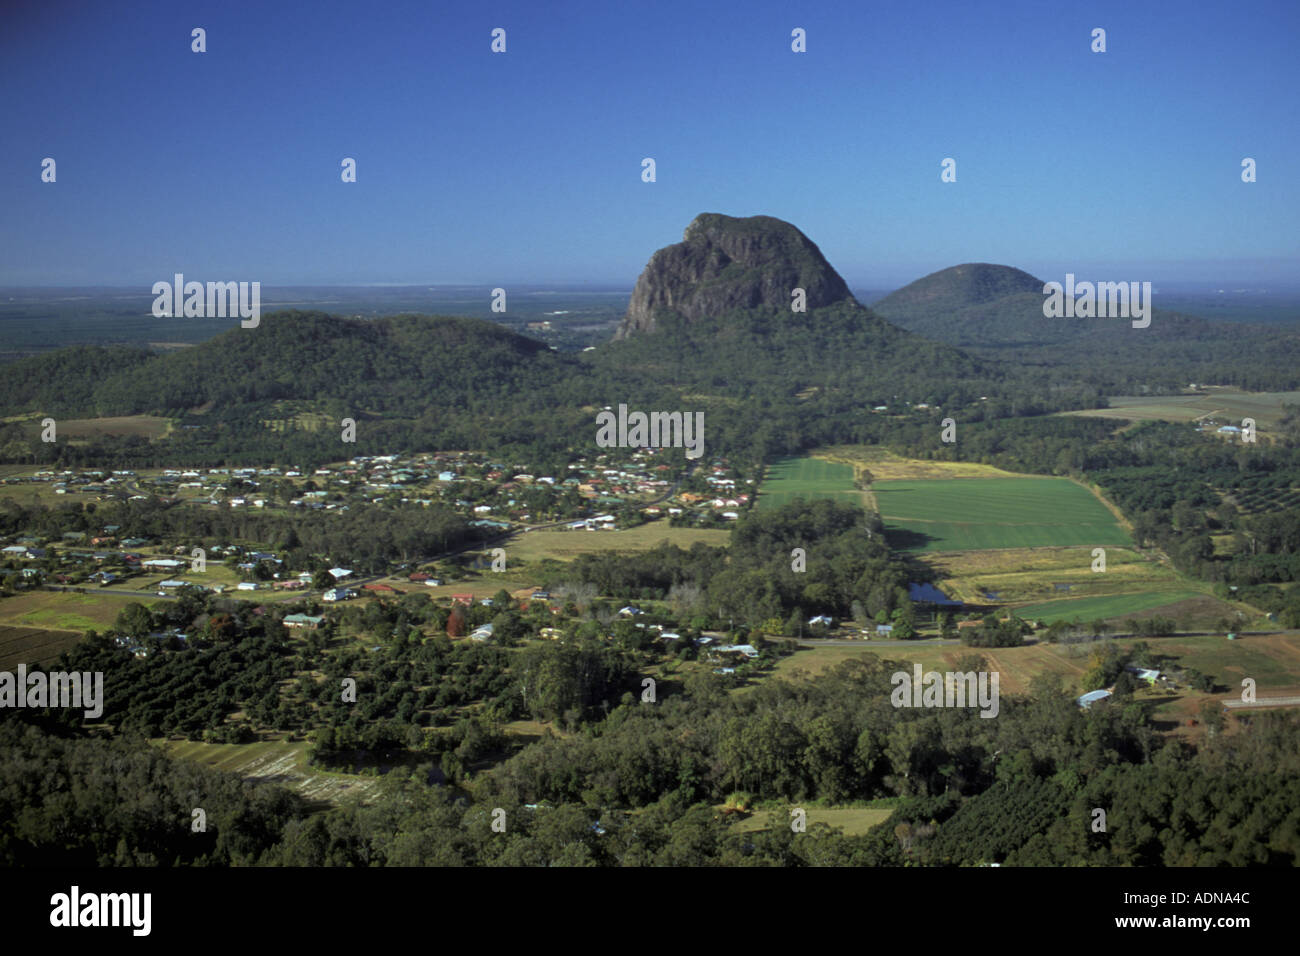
[
  {"left": 1062, "top": 387, "right": 1300, "bottom": 429},
  {"left": 757, "top": 456, "right": 865, "bottom": 511},
  {"left": 0, "top": 624, "right": 84, "bottom": 670},
  {"left": 157, "top": 738, "right": 383, "bottom": 806},
  {"left": 818, "top": 445, "right": 1026, "bottom": 482},
  {"left": 1014, "top": 590, "right": 1210, "bottom": 624},
  {"left": 754, "top": 452, "right": 1251, "bottom": 631},
  {"left": 873, "top": 477, "right": 1131, "bottom": 553},
  {"left": 764, "top": 631, "right": 1300, "bottom": 704}
]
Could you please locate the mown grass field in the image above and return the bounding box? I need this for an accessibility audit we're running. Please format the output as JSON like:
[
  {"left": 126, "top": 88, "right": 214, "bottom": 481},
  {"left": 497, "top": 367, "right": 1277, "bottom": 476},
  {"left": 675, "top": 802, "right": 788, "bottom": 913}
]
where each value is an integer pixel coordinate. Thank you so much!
[
  {"left": 506, "top": 520, "right": 730, "bottom": 562},
  {"left": 0, "top": 589, "right": 125, "bottom": 631},
  {"left": 874, "top": 477, "right": 1131, "bottom": 552},
  {"left": 757, "top": 456, "right": 864, "bottom": 511},
  {"left": 0, "top": 483, "right": 61, "bottom": 505},
  {"left": 1160, "top": 632, "right": 1300, "bottom": 693}
]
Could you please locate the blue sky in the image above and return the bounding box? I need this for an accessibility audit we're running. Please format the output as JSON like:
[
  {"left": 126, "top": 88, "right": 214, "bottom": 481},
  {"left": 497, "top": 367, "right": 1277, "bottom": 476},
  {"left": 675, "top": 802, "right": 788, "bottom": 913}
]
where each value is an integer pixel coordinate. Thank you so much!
[{"left": 2, "top": 0, "right": 1297, "bottom": 287}]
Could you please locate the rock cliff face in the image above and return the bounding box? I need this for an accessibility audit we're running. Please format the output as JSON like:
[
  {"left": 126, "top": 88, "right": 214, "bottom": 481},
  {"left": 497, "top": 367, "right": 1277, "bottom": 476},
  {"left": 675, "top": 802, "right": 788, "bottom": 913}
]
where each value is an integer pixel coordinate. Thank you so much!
[{"left": 614, "top": 213, "right": 855, "bottom": 339}]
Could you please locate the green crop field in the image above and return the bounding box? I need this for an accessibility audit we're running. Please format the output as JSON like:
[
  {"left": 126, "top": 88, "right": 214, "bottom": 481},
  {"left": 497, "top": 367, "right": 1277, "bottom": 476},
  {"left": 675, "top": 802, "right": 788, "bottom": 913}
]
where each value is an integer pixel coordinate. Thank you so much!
[
  {"left": 1014, "top": 589, "right": 1206, "bottom": 623},
  {"left": 758, "top": 456, "right": 864, "bottom": 511},
  {"left": 873, "top": 477, "right": 1131, "bottom": 552}
]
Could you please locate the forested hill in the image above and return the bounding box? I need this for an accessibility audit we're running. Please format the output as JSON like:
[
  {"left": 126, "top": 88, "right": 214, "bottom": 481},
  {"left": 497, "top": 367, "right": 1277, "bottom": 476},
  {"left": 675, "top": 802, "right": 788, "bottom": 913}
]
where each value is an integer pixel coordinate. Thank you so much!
[
  {"left": 0, "top": 214, "right": 1050, "bottom": 467},
  {"left": 0, "top": 312, "right": 578, "bottom": 419},
  {"left": 872, "top": 264, "right": 1300, "bottom": 391},
  {"left": 874, "top": 263, "right": 1044, "bottom": 312},
  {"left": 0, "top": 299, "right": 1014, "bottom": 467},
  {"left": 0, "top": 311, "right": 627, "bottom": 467}
]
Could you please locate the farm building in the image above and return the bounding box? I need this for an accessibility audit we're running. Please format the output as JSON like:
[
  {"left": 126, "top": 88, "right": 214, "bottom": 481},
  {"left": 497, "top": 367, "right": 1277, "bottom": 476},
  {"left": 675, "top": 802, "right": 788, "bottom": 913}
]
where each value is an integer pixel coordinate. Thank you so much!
[
  {"left": 715, "top": 644, "right": 759, "bottom": 659},
  {"left": 283, "top": 614, "right": 324, "bottom": 629},
  {"left": 1077, "top": 689, "right": 1112, "bottom": 709}
]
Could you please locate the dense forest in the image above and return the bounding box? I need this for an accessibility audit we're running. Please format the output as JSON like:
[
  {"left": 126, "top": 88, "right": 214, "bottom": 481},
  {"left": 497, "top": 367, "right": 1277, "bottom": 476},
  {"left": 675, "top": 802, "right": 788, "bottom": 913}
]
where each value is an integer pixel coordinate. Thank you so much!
[
  {"left": 4, "top": 658, "right": 1297, "bottom": 866},
  {"left": 0, "top": 304, "right": 1096, "bottom": 470}
]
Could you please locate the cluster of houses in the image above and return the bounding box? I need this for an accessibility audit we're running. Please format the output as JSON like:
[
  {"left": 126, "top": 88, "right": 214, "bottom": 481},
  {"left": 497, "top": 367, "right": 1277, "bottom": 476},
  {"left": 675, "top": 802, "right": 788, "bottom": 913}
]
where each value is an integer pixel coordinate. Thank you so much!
[
  {"left": 1194, "top": 418, "right": 1249, "bottom": 440},
  {"left": 1, "top": 528, "right": 361, "bottom": 596},
  {"left": 6, "top": 447, "right": 752, "bottom": 560}
]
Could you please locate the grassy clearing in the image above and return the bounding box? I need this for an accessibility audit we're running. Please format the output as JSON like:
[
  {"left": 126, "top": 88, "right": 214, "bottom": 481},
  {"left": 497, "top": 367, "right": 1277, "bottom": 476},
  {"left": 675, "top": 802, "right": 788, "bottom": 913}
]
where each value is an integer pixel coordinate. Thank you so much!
[
  {"left": 506, "top": 520, "right": 729, "bottom": 562},
  {"left": 0, "top": 483, "right": 72, "bottom": 505},
  {"left": 56, "top": 415, "right": 173, "bottom": 440},
  {"left": 0, "top": 590, "right": 125, "bottom": 630},
  {"left": 1062, "top": 388, "right": 1300, "bottom": 429},
  {"left": 158, "top": 738, "right": 383, "bottom": 805},
  {"left": 874, "top": 477, "right": 1131, "bottom": 552},
  {"left": 758, "top": 456, "right": 864, "bottom": 511},
  {"left": 764, "top": 632, "right": 1300, "bottom": 702},
  {"left": 764, "top": 641, "right": 1086, "bottom": 697},
  {"left": 1156, "top": 632, "right": 1300, "bottom": 692},
  {"left": 763, "top": 644, "right": 954, "bottom": 683},
  {"left": 729, "top": 805, "right": 894, "bottom": 835}
]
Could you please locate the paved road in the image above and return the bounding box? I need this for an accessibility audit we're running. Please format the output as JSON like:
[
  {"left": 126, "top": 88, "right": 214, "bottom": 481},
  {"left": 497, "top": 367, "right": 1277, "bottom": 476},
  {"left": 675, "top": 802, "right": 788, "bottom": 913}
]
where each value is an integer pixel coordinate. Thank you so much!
[
  {"left": 795, "top": 637, "right": 961, "bottom": 648},
  {"left": 1223, "top": 696, "right": 1300, "bottom": 709},
  {"left": 45, "top": 584, "right": 177, "bottom": 600}
]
